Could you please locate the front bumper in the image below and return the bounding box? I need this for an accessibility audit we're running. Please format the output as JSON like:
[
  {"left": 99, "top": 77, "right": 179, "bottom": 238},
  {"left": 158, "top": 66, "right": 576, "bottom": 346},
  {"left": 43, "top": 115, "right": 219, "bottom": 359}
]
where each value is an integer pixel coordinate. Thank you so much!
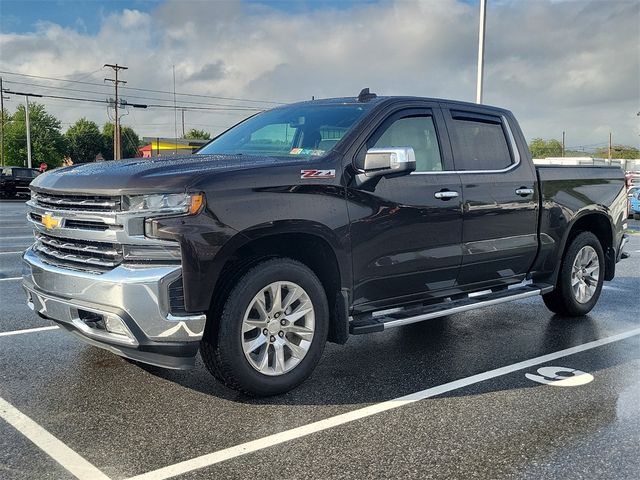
[{"left": 22, "top": 248, "right": 206, "bottom": 369}]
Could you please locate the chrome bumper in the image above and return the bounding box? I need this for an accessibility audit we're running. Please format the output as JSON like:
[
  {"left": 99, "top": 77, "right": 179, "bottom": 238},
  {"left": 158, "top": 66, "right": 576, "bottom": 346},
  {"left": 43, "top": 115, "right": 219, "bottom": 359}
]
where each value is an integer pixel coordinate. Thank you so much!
[{"left": 22, "top": 248, "right": 206, "bottom": 365}]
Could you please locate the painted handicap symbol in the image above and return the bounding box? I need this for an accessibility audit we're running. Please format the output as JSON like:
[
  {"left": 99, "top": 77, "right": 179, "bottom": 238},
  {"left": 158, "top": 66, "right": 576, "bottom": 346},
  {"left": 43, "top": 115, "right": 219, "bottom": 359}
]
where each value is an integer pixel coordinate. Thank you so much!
[{"left": 525, "top": 366, "right": 594, "bottom": 387}]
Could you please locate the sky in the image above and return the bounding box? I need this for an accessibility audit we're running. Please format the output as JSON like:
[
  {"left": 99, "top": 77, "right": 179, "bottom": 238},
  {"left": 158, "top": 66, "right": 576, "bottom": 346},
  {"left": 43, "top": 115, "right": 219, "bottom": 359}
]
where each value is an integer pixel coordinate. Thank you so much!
[{"left": 0, "top": 0, "right": 638, "bottom": 150}]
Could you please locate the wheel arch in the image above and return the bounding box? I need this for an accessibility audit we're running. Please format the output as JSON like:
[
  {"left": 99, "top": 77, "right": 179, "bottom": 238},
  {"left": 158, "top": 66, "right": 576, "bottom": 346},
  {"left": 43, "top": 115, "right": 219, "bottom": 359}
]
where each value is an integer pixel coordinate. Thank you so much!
[
  {"left": 205, "top": 221, "right": 351, "bottom": 345},
  {"left": 557, "top": 210, "right": 615, "bottom": 281}
]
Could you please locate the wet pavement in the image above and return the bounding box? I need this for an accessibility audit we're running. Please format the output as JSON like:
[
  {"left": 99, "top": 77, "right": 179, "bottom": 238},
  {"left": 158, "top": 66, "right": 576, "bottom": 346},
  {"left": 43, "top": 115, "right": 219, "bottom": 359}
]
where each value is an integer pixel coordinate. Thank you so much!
[{"left": 1, "top": 199, "right": 639, "bottom": 479}]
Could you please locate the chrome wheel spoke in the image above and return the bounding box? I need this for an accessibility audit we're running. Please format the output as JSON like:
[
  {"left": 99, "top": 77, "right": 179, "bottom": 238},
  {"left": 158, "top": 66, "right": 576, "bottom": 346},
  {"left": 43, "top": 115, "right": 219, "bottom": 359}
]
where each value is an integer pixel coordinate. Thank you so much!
[
  {"left": 285, "top": 300, "right": 313, "bottom": 323},
  {"left": 585, "top": 264, "right": 599, "bottom": 277},
  {"left": 285, "top": 324, "right": 314, "bottom": 341},
  {"left": 242, "top": 316, "right": 267, "bottom": 333},
  {"left": 274, "top": 343, "right": 286, "bottom": 374},
  {"left": 243, "top": 334, "right": 267, "bottom": 354},
  {"left": 253, "top": 298, "right": 269, "bottom": 320},
  {"left": 282, "top": 286, "right": 303, "bottom": 311},
  {"left": 268, "top": 282, "right": 283, "bottom": 313},
  {"left": 255, "top": 346, "right": 270, "bottom": 372},
  {"left": 285, "top": 339, "right": 307, "bottom": 359}
]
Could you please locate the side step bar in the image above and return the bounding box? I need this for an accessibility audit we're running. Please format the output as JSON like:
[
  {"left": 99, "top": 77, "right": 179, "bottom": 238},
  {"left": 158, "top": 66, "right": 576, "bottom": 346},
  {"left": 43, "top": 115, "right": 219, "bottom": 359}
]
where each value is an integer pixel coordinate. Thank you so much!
[{"left": 349, "top": 283, "right": 554, "bottom": 335}]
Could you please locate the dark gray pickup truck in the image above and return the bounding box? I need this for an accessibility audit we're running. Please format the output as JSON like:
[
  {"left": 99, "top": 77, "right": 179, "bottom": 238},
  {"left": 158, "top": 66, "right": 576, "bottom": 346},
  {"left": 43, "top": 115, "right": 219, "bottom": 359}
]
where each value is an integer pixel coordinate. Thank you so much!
[{"left": 22, "top": 90, "right": 629, "bottom": 395}]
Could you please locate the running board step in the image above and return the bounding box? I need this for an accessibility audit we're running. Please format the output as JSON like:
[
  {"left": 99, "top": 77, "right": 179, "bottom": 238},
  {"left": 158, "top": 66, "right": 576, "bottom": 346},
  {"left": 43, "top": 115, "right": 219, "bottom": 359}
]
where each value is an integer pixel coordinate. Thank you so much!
[{"left": 349, "top": 283, "right": 554, "bottom": 335}]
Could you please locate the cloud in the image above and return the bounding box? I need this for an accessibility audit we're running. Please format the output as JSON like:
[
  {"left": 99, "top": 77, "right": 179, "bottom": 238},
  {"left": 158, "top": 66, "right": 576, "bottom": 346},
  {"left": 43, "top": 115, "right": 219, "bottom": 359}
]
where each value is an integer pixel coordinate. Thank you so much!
[
  {"left": 0, "top": 0, "right": 638, "bottom": 149},
  {"left": 187, "top": 61, "right": 226, "bottom": 82}
]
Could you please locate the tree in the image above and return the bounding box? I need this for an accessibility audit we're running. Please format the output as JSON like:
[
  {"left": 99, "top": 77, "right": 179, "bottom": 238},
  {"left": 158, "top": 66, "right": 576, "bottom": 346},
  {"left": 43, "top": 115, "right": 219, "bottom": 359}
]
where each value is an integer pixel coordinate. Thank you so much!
[
  {"left": 65, "top": 118, "right": 104, "bottom": 163},
  {"left": 528, "top": 138, "right": 563, "bottom": 158},
  {"left": 594, "top": 145, "right": 640, "bottom": 159},
  {"left": 102, "top": 123, "right": 141, "bottom": 160},
  {"left": 4, "top": 103, "right": 67, "bottom": 168},
  {"left": 183, "top": 128, "right": 211, "bottom": 140}
]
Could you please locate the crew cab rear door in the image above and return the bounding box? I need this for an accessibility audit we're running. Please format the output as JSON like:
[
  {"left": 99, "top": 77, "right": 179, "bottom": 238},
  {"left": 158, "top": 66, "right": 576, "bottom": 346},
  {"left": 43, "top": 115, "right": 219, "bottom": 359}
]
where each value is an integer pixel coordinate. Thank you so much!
[
  {"left": 441, "top": 105, "right": 539, "bottom": 288},
  {"left": 347, "top": 105, "right": 463, "bottom": 308}
]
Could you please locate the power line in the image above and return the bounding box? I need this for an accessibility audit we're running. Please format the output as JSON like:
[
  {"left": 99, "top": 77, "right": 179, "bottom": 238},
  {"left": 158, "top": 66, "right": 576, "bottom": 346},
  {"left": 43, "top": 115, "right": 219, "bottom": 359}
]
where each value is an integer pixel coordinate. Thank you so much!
[
  {"left": 1, "top": 89, "right": 263, "bottom": 112},
  {"left": 2, "top": 79, "right": 274, "bottom": 109},
  {"left": 0, "top": 70, "right": 285, "bottom": 105}
]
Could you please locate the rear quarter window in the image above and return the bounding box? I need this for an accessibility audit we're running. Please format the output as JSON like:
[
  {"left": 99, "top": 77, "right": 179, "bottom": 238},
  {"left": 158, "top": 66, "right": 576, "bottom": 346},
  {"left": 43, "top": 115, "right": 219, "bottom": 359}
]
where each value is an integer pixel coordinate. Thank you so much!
[{"left": 450, "top": 115, "right": 513, "bottom": 171}]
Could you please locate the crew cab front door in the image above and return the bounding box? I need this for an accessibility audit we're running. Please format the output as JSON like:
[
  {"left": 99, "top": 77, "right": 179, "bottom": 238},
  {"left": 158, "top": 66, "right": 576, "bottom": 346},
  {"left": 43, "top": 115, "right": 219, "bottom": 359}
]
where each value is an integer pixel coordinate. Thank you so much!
[
  {"left": 347, "top": 106, "right": 463, "bottom": 310},
  {"left": 442, "top": 106, "right": 539, "bottom": 288}
]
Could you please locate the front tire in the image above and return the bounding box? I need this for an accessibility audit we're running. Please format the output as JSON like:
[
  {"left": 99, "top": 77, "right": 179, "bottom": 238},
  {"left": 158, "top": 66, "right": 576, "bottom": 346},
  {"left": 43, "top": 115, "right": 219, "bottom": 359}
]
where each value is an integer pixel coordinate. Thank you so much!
[
  {"left": 542, "top": 231, "right": 604, "bottom": 317},
  {"left": 201, "top": 258, "right": 329, "bottom": 396}
]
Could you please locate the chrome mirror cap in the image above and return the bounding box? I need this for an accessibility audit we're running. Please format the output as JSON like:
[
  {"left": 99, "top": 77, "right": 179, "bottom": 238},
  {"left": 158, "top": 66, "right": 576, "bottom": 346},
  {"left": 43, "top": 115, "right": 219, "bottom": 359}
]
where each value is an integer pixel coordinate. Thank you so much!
[{"left": 363, "top": 147, "right": 416, "bottom": 174}]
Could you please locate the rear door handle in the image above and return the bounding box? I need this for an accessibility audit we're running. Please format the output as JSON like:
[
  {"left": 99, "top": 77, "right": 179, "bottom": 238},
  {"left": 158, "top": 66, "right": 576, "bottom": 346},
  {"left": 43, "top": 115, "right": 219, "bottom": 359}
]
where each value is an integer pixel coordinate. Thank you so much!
[
  {"left": 515, "top": 187, "right": 534, "bottom": 197},
  {"left": 434, "top": 190, "right": 459, "bottom": 200}
]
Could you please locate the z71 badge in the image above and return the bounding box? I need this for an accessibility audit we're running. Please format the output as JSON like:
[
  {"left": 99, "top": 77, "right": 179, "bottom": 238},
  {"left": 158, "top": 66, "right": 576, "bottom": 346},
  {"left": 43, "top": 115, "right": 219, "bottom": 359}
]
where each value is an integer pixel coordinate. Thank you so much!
[{"left": 300, "top": 169, "right": 336, "bottom": 179}]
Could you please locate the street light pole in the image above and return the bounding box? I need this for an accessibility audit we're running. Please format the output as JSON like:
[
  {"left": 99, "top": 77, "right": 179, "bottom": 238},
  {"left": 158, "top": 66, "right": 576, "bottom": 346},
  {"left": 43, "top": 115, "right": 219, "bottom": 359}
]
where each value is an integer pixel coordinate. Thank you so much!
[
  {"left": 2, "top": 90, "right": 42, "bottom": 168},
  {"left": 0, "top": 76, "right": 6, "bottom": 167},
  {"left": 476, "top": 0, "right": 487, "bottom": 104},
  {"left": 25, "top": 95, "right": 32, "bottom": 168}
]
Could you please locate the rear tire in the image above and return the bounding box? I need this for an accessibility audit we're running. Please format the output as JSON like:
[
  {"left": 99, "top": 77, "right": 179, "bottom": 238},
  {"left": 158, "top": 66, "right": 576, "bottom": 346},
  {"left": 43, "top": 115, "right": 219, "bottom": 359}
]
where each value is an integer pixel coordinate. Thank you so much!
[
  {"left": 201, "top": 257, "right": 329, "bottom": 396},
  {"left": 542, "top": 231, "right": 604, "bottom": 317}
]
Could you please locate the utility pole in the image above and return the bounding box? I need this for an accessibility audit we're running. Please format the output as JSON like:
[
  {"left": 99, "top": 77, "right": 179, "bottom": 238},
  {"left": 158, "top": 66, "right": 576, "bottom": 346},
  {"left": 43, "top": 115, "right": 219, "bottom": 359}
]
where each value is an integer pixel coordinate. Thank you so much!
[
  {"left": 562, "top": 131, "right": 565, "bottom": 158},
  {"left": 476, "top": 0, "right": 487, "bottom": 104},
  {"left": 181, "top": 109, "right": 185, "bottom": 138},
  {"left": 104, "top": 64, "right": 128, "bottom": 160},
  {"left": 608, "top": 132, "right": 612, "bottom": 163},
  {"left": 25, "top": 96, "right": 32, "bottom": 168}
]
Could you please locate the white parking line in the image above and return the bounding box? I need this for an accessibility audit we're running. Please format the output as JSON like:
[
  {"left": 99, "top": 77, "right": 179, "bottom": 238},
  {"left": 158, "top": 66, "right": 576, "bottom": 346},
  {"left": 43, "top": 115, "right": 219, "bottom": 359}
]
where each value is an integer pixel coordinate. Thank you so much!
[
  {"left": 0, "top": 277, "right": 21, "bottom": 282},
  {"left": 0, "top": 235, "right": 33, "bottom": 239},
  {"left": 126, "top": 327, "right": 640, "bottom": 480},
  {"left": 0, "top": 251, "right": 23, "bottom": 255},
  {"left": 0, "top": 396, "right": 111, "bottom": 480},
  {"left": 0, "top": 326, "right": 59, "bottom": 337}
]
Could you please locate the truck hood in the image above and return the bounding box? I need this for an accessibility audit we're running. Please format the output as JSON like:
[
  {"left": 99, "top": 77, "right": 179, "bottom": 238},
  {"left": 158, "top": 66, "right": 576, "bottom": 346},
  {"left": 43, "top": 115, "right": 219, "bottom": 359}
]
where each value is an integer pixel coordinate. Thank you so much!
[{"left": 31, "top": 154, "right": 297, "bottom": 195}]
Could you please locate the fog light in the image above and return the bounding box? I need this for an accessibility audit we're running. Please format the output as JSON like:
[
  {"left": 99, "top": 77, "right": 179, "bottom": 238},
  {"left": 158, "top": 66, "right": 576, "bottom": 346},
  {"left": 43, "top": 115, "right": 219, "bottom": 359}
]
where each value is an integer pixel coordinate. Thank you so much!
[
  {"left": 105, "top": 316, "right": 131, "bottom": 337},
  {"left": 78, "top": 309, "right": 106, "bottom": 330}
]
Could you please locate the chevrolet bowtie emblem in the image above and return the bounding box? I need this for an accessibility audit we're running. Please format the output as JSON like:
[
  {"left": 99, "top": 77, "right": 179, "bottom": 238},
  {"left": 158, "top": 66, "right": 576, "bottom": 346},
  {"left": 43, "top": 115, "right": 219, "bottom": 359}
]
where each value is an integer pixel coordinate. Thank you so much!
[{"left": 41, "top": 213, "right": 61, "bottom": 230}]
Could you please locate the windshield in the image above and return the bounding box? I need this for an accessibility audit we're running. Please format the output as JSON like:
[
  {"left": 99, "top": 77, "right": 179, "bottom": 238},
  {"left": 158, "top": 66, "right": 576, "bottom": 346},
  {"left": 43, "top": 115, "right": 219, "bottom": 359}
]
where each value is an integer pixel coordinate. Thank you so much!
[
  {"left": 197, "top": 103, "right": 371, "bottom": 158},
  {"left": 13, "top": 168, "right": 38, "bottom": 178}
]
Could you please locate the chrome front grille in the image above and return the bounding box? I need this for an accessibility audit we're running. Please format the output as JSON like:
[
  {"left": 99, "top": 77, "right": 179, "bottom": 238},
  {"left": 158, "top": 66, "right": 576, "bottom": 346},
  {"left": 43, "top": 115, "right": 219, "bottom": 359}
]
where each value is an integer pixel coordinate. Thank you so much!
[
  {"left": 27, "top": 190, "right": 181, "bottom": 274},
  {"left": 34, "top": 232, "right": 123, "bottom": 271},
  {"left": 33, "top": 192, "right": 121, "bottom": 211}
]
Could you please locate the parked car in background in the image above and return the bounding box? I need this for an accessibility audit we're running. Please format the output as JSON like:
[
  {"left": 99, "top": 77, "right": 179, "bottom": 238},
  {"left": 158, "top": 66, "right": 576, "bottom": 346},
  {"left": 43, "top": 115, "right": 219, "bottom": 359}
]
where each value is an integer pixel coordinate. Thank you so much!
[
  {"left": 0, "top": 167, "right": 40, "bottom": 198},
  {"left": 629, "top": 186, "right": 640, "bottom": 219}
]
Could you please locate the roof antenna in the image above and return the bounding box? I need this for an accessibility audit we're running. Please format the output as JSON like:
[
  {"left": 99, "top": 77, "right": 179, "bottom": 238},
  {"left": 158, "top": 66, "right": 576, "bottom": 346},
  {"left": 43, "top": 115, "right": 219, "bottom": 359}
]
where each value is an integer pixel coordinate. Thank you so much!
[{"left": 358, "top": 88, "right": 376, "bottom": 102}]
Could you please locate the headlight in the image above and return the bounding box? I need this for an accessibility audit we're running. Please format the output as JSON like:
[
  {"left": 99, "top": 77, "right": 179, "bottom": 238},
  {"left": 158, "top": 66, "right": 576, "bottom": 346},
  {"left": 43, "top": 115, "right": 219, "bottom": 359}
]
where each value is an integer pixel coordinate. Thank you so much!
[{"left": 123, "top": 193, "right": 204, "bottom": 215}]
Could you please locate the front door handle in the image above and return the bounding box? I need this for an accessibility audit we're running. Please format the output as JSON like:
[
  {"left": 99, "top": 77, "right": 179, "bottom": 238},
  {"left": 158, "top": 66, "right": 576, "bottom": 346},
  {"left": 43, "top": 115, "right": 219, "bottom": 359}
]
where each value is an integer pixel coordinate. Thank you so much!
[
  {"left": 434, "top": 190, "right": 459, "bottom": 200},
  {"left": 515, "top": 187, "right": 534, "bottom": 197}
]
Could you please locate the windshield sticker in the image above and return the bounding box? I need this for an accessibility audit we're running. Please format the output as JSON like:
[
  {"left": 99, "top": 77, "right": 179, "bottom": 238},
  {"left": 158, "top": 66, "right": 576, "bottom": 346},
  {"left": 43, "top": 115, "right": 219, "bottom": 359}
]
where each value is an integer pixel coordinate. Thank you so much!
[
  {"left": 301, "top": 169, "right": 336, "bottom": 179},
  {"left": 290, "top": 148, "right": 325, "bottom": 156}
]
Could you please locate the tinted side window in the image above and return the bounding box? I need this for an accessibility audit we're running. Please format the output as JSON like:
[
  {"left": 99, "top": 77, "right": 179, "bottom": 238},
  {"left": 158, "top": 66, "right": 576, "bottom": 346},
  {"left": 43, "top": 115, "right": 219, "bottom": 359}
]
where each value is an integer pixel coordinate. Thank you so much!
[
  {"left": 372, "top": 116, "right": 443, "bottom": 172},
  {"left": 450, "top": 118, "right": 512, "bottom": 170}
]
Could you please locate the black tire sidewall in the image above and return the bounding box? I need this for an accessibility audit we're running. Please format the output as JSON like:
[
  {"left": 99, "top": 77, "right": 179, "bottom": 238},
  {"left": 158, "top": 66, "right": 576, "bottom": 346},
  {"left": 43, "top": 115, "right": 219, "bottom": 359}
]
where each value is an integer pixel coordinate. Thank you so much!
[
  {"left": 557, "top": 231, "right": 605, "bottom": 316},
  {"left": 216, "top": 258, "right": 329, "bottom": 395}
]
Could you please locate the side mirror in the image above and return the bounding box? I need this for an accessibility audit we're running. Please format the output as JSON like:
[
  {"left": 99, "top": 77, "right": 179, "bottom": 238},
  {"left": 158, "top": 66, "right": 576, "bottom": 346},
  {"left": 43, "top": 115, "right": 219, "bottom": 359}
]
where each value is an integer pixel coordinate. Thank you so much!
[{"left": 363, "top": 147, "right": 416, "bottom": 178}]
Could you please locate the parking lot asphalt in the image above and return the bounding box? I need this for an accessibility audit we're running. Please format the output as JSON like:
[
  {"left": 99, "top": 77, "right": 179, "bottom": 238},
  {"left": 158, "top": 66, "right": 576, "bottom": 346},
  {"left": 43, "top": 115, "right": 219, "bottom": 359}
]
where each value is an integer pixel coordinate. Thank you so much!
[{"left": 1, "top": 198, "right": 639, "bottom": 480}]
